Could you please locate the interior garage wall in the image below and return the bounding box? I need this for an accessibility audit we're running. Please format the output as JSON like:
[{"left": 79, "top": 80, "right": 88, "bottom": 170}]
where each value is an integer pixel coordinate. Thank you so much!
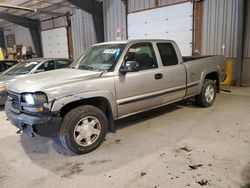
[
  {"left": 71, "top": 9, "right": 97, "bottom": 58},
  {"left": 242, "top": 0, "right": 250, "bottom": 86},
  {"left": 4, "top": 25, "right": 35, "bottom": 52},
  {"left": 128, "top": 0, "right": 188, "bottom": 12},
  {"left": 243, "top": 0, "right": 250, "bottom": 58},
  {"left": 41, "top": 17, "right": 66, "bottom": 31},
  {"left": 201, "top": 0, "right": 240, "bottom": 84},
  {"left": 201, "top": 0, "right": 238, "bottom": 58},
  {"left": 103, "top": 0, "right": 126, "bottom": 41}
]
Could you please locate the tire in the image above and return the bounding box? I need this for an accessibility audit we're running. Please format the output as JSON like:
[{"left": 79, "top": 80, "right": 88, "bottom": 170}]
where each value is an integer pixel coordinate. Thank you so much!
[
  {"left": 195, "top": 79, "right": 216, "bottom": 107},
  {"left": 59, "top": 105, "right": 108, "bottom": 154}
]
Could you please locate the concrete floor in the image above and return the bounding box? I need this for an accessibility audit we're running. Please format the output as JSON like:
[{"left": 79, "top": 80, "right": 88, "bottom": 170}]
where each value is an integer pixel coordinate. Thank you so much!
[{"left": 0, "top": 87, "right": 250, "bottom": 188}]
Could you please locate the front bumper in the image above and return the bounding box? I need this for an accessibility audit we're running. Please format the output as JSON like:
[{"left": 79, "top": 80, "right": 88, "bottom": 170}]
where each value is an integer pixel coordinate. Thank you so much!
[
  {"left": 0, "top": 89, "right": 7, "bottom": 105},
  {"left": 5, "top": 101, "right": 62, "bottom": 137}
]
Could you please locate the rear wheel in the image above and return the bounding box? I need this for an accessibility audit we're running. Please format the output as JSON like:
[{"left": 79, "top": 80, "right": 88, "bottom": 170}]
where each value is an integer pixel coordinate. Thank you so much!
[
  {"left": 195, "top": 79, "right": 216, "bottom": 107},
  {"left": 59, "top": 105, "right": 107, "bottom": 154}
]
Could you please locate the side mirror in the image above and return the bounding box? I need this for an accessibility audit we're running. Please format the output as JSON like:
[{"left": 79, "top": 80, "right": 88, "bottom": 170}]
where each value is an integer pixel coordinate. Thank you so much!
[
  {"left": 120, "top": 61, "right": 140, "bottom": 75},
  {"left": 34, "top": 69, "right": 44, "bottom": 74}
]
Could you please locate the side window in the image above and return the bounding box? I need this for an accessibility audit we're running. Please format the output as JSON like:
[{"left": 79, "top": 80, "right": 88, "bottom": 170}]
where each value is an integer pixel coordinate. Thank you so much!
[
  {"left": 0, "top": 63, "right": 3, "bottom": 72},
  {"left": 125, "top": 43, "right": 158, "bottom": 71},
  {"left": 157, "top": 43, "right": 179, "bottom": 66},
  {"left": 37, "top": 63, "right": 45, "bottom": 70},
  {"left": 4, "top": 61, "right": 17, "bottom": 69},
  {"left": 37, "top": 60, "right": 55, "bottom": 72},
  {"left": 55, "top": 60, "right": 71, "bottom": 69}
]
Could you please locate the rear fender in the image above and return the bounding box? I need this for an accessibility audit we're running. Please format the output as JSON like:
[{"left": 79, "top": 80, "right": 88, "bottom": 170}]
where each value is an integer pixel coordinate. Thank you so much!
[{"left": 199, "top": 69, "right": 220, "bottom": 93}]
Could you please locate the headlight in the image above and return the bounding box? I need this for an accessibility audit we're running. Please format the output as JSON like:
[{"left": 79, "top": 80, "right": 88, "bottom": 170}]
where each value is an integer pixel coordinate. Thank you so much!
[
  {"left": 21, "top": 93, "right": 48, "bottom": 113},
  {"left": 22, "top": 93, "right": 48, "bottom": 105}
]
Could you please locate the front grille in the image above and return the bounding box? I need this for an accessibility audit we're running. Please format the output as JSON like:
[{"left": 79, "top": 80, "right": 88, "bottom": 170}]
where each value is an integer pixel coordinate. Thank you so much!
[{"left": 7, "top": 91, "right": 21, "bottom": 112}]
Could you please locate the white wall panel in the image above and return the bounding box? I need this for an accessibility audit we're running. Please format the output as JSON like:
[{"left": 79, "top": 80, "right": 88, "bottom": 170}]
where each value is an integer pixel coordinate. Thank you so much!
[
  {"left": 41, "top": 27, "right": 69, "bottom": 58},
  {"left": 3, "top": 25, "right": 35, "bottom": 52},
  {"left": 128, "top": 2, "right": 193, "bottom": 56}
]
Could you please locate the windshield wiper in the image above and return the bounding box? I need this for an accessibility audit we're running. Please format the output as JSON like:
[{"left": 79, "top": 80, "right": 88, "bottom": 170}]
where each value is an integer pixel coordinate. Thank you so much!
[{"left": 79, "top": 65, "right": 94, "bottom": 70}]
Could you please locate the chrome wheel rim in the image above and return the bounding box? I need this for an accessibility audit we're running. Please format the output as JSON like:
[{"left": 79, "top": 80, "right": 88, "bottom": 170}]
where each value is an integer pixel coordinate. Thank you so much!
[
  {"left": 73, "top": 116, "right": 101, "bottom": 147},
  {"left": 205, "top": 85, "right": 215, "bottom": 103}
]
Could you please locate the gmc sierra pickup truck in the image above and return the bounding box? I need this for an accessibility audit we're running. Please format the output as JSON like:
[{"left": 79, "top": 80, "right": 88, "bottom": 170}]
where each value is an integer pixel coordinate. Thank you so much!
[{"left": 5, "top": 40, "right": 226, "bottom": 154}]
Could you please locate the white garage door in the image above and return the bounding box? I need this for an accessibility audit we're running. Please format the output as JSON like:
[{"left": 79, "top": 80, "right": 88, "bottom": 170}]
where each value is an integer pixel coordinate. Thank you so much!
[
  {"left": 128, "top": 2, "right": 193, "bottom": 56},
  {"left": 41, "top": 27, "right": 69, "bottom": 58}
]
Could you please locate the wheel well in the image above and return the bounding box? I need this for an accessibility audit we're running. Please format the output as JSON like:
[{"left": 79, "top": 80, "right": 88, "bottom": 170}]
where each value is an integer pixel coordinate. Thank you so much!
[
  {"left": 205, "top": 72, "right": 220, "bottom": 92},
  {"left": 60, "top": 97, "right": 114, "bottom": 132}
]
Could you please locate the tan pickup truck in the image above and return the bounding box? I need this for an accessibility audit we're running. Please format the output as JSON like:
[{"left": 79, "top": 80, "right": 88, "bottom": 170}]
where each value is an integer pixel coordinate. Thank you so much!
[{"left": 5, "top": 39, "right": 226, "bottom": 154}]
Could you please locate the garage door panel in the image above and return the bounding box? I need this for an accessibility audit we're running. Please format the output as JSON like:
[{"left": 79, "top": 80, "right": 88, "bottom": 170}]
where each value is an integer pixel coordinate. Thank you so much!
[
  {"left": 128, "top": 2, "right": 193, "bottom": 56},
  {"left": 41, "top": 27, "right": 69, "bottom": 58},
  {"left": 129, "top": 25, "right": 191, "bottom": 37},
  {"left": 129, "top": 16, "right": 192, "bottom": 28},
  {"left": 129, "top": 19, "right": 191, "bottom": 32}
]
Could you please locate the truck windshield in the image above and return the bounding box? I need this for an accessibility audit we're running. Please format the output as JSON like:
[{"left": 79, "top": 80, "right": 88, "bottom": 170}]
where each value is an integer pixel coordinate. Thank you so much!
[
  {"left": 5, "top": 61, "right": 41, "bottom": 75},
  {"left": 71, "top": 44, "right": 125, "bottom": 71}
]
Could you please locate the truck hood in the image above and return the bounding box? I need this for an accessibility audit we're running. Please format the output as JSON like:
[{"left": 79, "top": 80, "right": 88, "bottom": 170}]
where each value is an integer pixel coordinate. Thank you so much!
[
  {"left": 0, "top": 74, "right": 25, "bottom": 84},
  {"left": 8, "top": 69, "right": 102, "bottom": 94}
]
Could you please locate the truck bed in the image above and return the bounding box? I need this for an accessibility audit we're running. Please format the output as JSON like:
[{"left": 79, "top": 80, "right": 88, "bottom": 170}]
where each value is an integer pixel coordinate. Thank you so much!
[{"left": 182, "top": 55, "right": 215, "bottom": 62}]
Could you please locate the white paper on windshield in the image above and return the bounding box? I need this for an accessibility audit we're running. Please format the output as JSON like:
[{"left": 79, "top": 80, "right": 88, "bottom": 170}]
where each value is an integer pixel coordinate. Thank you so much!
[
  {"left": 103, "top": 49, "right": 118, "bottom": 54},
  {"left": 128, "top": 48, "right": 140, "bottom": 53}
]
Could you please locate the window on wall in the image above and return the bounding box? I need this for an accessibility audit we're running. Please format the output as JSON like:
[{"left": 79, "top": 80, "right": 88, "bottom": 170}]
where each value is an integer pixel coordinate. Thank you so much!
[
  {"left": 6, "top": 35, "right": 15, "bottom": 48},
  {"left": 124, "top": 43, "right": 158, "bottom": 71},
  {"left": 157, "top": 43, "right": 179, "bottom": 66}
]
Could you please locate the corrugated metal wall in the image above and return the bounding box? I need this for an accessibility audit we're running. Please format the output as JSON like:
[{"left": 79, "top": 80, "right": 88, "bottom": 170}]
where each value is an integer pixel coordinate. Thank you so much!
[
  {"left": 242, "top": 0, "right": 250, "bottom": 86},
  {"left": 71, "top": 9, "right": 97, "bottom": 58},
  {"left": 41, "top": 17, "right": 66, "bottom": 31},
  {"left": 103, "top": 0, "right": 126, "bottom": 41},
  {"left": 201, "top": 0, "right": 239, "bottom": 58},
  {"left": 244, "top": 0, "right": 250, "bottom": 58},
  {"left": 128, "top": 0, "right": 188, "bottom": 13}
]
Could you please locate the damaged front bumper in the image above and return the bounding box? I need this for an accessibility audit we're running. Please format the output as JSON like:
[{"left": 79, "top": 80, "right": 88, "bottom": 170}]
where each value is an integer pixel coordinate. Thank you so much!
[{"left": 5, "top": 101, "right": 62, "bottom": 137}]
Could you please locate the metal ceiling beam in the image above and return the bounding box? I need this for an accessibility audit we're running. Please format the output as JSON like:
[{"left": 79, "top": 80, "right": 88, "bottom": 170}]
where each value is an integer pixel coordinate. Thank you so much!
[
  {"left": 0, "top": 3, "right": 34, "bottom": 12},
  {"left": 67, "top": 0, "right": 104, "bottom": 43},
  {"left": 0, "top": 3, "right": 66, "bottom": 17},
  {"left": 0, "top": 12, "right": 43, "bottom": 57}
]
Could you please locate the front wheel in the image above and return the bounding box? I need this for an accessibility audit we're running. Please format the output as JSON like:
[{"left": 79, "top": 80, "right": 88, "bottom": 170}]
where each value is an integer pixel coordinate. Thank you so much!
[
  {"left": 59, "top": 105, "right": 108, "bottom": 154},
  {"left": 195, "top": 79, "right": 216, "bottom": 107}
]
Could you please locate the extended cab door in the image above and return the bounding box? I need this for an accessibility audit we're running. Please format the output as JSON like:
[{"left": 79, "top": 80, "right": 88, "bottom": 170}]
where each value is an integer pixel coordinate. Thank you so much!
[
  {"left": 156, "top": 42, "right": 186, "bottom": 103},
  {"left": 114, "top": 42, "right": 165, "bottom": 117}
]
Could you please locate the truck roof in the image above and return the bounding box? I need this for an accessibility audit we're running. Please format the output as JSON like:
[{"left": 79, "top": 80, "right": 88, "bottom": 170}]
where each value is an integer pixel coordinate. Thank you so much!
[
  {"left": 25, "top": 58, "right": 70, "bottom": 62},
  {"left": 94, "top": 39, "right": 175, "bottom": 46}
]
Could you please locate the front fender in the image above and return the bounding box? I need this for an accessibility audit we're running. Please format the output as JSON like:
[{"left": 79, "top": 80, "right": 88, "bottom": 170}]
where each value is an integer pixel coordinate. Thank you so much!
[{"left": 50, "top": 90, "right": 118, "bottom": 118}]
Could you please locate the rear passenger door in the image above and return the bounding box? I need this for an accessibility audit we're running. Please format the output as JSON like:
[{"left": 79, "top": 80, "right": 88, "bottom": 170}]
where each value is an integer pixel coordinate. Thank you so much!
[
  {"left": 114, "top": 42, "right": 165, "bottom": 117},
  {"left": 156, "top": 43, "right": 186, "bottom": 103}
]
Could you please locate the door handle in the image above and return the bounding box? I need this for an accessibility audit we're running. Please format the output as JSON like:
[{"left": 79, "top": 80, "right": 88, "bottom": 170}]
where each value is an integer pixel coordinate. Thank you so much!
[{"left": 155, "top": 73, "right": 163, "bottom": 80}]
